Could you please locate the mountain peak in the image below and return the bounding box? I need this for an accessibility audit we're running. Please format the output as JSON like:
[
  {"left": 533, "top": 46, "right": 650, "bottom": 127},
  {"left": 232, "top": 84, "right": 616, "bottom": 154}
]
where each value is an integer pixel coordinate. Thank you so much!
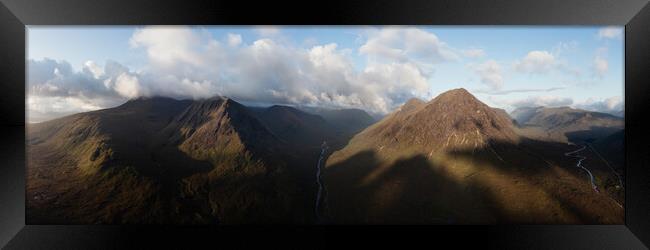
[
  {"left": 200, "top": 95, "right": 226, "bottom": 102},
  {"left": 404, "top": 97, "right": 425, "bottom": 106},
  {"left": 448, "top": 87, "right": 470, "bottom": 94},
  {"left": 354, "top": 88, "right": 519, "bottom": 153},
  {"left": 432, "top": 88, "right": 477, "bottom": 102},
  {"left": 440, "top": 87, "right": 471, "bottom": 95},
  {"left": 125, "top": 95, "right": 177, "bottom": 103},
  {"left": 399, "top": 98, "right": 426, "bottom": 114}
]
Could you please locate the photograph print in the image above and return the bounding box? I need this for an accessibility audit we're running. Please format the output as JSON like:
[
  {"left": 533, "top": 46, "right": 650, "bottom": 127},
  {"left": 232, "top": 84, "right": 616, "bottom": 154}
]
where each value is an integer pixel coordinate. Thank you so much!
[{"left": 26, "top": 26, "right": 624, "bottom": 224}]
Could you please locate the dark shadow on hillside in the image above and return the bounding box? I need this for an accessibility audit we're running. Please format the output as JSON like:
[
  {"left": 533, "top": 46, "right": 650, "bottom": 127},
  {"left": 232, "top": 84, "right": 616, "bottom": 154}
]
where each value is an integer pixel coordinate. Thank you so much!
[
  {"left": 172, "top": 167, "right": 316, "bottom": 224},
  {"left": 446, "top": 138, "right": 624, "bottom": 224},
  {"left": 323, "top": 151, "right": 499, "bottom": 224},
  {"left": 565, "top": 126, "right": 623, "bottom": 143},
  {"left": 26, "top": 97, "right": 346, "bottom": 225},
  {"left": 589, "top": 129, "right": 625, "bottom": 176},
  {"left": 323, "top": 137, "right": 625, "bottom": 224}
]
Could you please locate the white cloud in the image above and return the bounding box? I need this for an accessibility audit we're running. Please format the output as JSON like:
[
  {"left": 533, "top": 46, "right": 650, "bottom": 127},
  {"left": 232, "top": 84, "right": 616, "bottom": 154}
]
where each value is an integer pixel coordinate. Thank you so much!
[
  {"left": 27, "top": 58, "right": 143, "bottom": 122},
  {"left": 83, "top": 61, "right": 104, "bottom": 79},
  {"left": 129, "top": 26, "right": 206, "bottom": 69},
  {"left": 27, "top": 95, "right": 107, "bottom": 123},
  {"left": 357, "top": 62, "right": 430, "bottom": 112},
  {"left": 592, "top": 47, "right": 609, "bottom": 78},
  {"left": 593, "top": 56, "right": 608, "bottom": 78},
  {"left": 488, "top": 95, "right": 573, "bottom": 110},
  {"left": 513, "top": 95, "right": 573, "bottom": 108},
  {"left": 575, "top": 96, "right": 623, "bottom": 115},
  {"left": 598, "top": 26, "right": 623, "bottom": 40},
  {"left": 514, "top": 50, "right": 556, "bottom": 74},
  {"left": 359, "top": 27, "right": 458, "bottom": 63},
  {"left": 513, "top": 44, "right": 582, "bottom": 78},
  {"left": 227, "top": 33, "right": 242, "bottom": 47},
  {"left": 29, "top": 27, "right": 438, "bottom": 122},
  {"left": 462, "top": 48, "right": 486, "bottom": 58},
  {"left": 471, "top": 60, "right": 504, "bottom": 90},
  {"left": 114, "top": 73, "right": 142, "bottom": 98},
  {"left": 28, "top": 58, "right": 119, "bottom": 99},
  {"left": 475, "top": 87, "right": 564, "bottom": 95},
  {"left": 308, "top": 43, "right": 348, "bottom": 69},
  {"left": 487, "top": 94, "right": 621, "bottom": 114}
]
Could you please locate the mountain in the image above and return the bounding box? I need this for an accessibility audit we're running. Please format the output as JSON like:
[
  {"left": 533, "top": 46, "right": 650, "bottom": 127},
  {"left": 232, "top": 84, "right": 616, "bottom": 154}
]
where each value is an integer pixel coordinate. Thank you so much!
[
  {"left": 391, "top": 97, "right": 426, "bottom": 119},
  {"left": 162, "top": 97, "right": 283, "bottom": 163},
  {"left": 323, "top": 88, "right": 624, "bottom": 224},
  {"left": 614, "top": 110, "right": 624, "bottom": 118},
  {"left": 510, "top": 106, "right": 542, "bottom": 125},
  {"left": 27, "top": 96, "right": 318, "bottom": 224},
  {"left": 26, "top": 90, "right": 625, "bottom": 225},
  {"left": 251, "top": 105, "right": 341, "bottom": 148},
  {"left": 333, "top": 89, "right": 519, "bottom": 157},
  {"left": 28, "top": 96, "right": 194, "bottom": 175},
  {"left": 492, "top": 107, "right": 517, "bottom": 126},
  {"left": 297, "top": 106, "right": 376, "bottom": 135},
  {"left": 511, "top": 106, "right": 624, "bottom": 143}
]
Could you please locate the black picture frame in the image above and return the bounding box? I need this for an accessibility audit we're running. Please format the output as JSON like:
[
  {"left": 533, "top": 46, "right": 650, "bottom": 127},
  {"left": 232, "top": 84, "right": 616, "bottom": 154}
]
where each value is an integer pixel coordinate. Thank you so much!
[{"left": 1, "top": 0, "right": 649, "bottom": 249}]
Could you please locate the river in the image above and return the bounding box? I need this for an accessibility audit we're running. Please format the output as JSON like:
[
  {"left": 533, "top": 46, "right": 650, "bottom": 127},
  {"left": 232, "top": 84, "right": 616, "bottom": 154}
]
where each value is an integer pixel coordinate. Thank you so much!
[
  {"left": 314, "top": 141, "right": 328, "bottom": 221},
  {"left": 564, "top": 145, "right": 599, "bottom": 193}
]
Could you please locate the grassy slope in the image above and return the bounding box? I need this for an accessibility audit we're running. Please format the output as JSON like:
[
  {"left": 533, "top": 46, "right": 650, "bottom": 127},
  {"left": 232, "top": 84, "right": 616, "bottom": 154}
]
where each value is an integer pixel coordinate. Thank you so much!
[
  {"left": 27, "top": 98, "right": 318, "bottom": 224},
  {"left": 323, "top": 90, "right": 623, "bottom": 224},
  {"left": 324, "top": 139, "right": 624, "bottom": 224}
]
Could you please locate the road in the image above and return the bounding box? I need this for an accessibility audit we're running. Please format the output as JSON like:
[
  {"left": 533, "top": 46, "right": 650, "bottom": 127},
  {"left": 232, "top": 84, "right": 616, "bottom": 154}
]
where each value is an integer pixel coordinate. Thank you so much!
[
  {"left": 564, "top": 145, "right": 599, "bottom": 193},
  {"left": 314, "top": 141, "right": 328, "bottom": 221}
]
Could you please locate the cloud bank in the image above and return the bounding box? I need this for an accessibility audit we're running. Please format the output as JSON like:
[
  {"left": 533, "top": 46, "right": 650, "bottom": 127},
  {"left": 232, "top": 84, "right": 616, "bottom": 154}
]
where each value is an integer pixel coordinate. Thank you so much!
[
  {"left": 27, "top": 26, "right": 624, "bottom": 123},
  {"left": 487, "top": 94, "right": 623, "bottom": 116},
  {"left": 575, "top": 96, "right": 624, "bottom": 116},
  {"left": 29, "top": 26, "right": 455, "bottom": 122}
]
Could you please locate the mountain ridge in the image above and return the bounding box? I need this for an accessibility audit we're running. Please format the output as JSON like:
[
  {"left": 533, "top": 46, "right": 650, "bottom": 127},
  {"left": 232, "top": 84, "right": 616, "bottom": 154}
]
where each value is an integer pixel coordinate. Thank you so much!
[
  {"left": 339, "top": 88, "right": 519, "bottom": 158},
  {"left": 511, "top": 106, "right": 623, "bottom": 143},
  {"left": 323, "top": 88, "right": 624, "bottom": 224},
  {"left": 26, "top": 95, "right": 334, "bottom": 224},
  {"left": 27, "top": 89, "right": 625, "bottom": 225}
]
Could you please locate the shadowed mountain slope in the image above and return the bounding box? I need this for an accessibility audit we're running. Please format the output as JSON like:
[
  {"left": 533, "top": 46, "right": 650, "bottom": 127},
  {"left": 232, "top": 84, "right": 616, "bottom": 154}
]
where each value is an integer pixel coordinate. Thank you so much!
[
  {"left": 251, "top": 105, "right": 341, "bottom": 148},
  {"left": 323, "top": 88, "right": 624, "bottom": 224},
  {"left": 297, "top": 106, "right": 376, "bottom": 135},
  {"left": 27, "top": 96, "right": 321, "bottom": 224}
]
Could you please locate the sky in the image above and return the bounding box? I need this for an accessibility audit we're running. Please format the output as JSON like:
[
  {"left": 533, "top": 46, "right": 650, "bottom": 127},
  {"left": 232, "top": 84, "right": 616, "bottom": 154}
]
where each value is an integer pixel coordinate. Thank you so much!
[{"left": 27, "top": 26, "right": 624, "bottom": 123}]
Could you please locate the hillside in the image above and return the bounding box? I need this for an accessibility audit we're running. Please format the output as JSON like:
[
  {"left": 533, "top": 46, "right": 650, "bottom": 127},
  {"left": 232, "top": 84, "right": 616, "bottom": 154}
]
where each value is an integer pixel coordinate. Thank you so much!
[
  {"left": 332, "top": 89, "right": 519, "bottom": 159},
  {"left": 323, "top": 88, "right": 624, "bottom": 224},
  {"left": 27, "top": 96, "right": 319, "bottom": 224},
  {"left": 251, "top": 105, "right": 341, "bottom": 148},
  {"left": 26, "top": 90, "right": 625, "bottom": 225},
  {"left": 297, "top": 106, "right": 376, "bottom": 135},
  {"left": 592, "top": 129, "right": 624, "bottom": 169}
]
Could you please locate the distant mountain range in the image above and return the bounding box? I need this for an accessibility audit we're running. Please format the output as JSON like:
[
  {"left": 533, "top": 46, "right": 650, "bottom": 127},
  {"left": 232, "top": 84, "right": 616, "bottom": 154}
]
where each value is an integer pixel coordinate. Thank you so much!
[
  {"left": 27, "top": 89, "right": 625, "bottom": 224},
  {"left": 511, "top": 106, "right": 623, "bottom": 143}
]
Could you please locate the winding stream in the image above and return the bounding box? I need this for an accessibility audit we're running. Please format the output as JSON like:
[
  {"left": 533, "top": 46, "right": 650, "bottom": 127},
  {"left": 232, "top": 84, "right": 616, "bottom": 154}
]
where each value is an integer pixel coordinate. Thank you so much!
[
  {"left": 314, "top": 141, "right": 328, "bottom": 221},
  {"left": 564, "top": 145, "right": 599, "bottom": 193}
]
